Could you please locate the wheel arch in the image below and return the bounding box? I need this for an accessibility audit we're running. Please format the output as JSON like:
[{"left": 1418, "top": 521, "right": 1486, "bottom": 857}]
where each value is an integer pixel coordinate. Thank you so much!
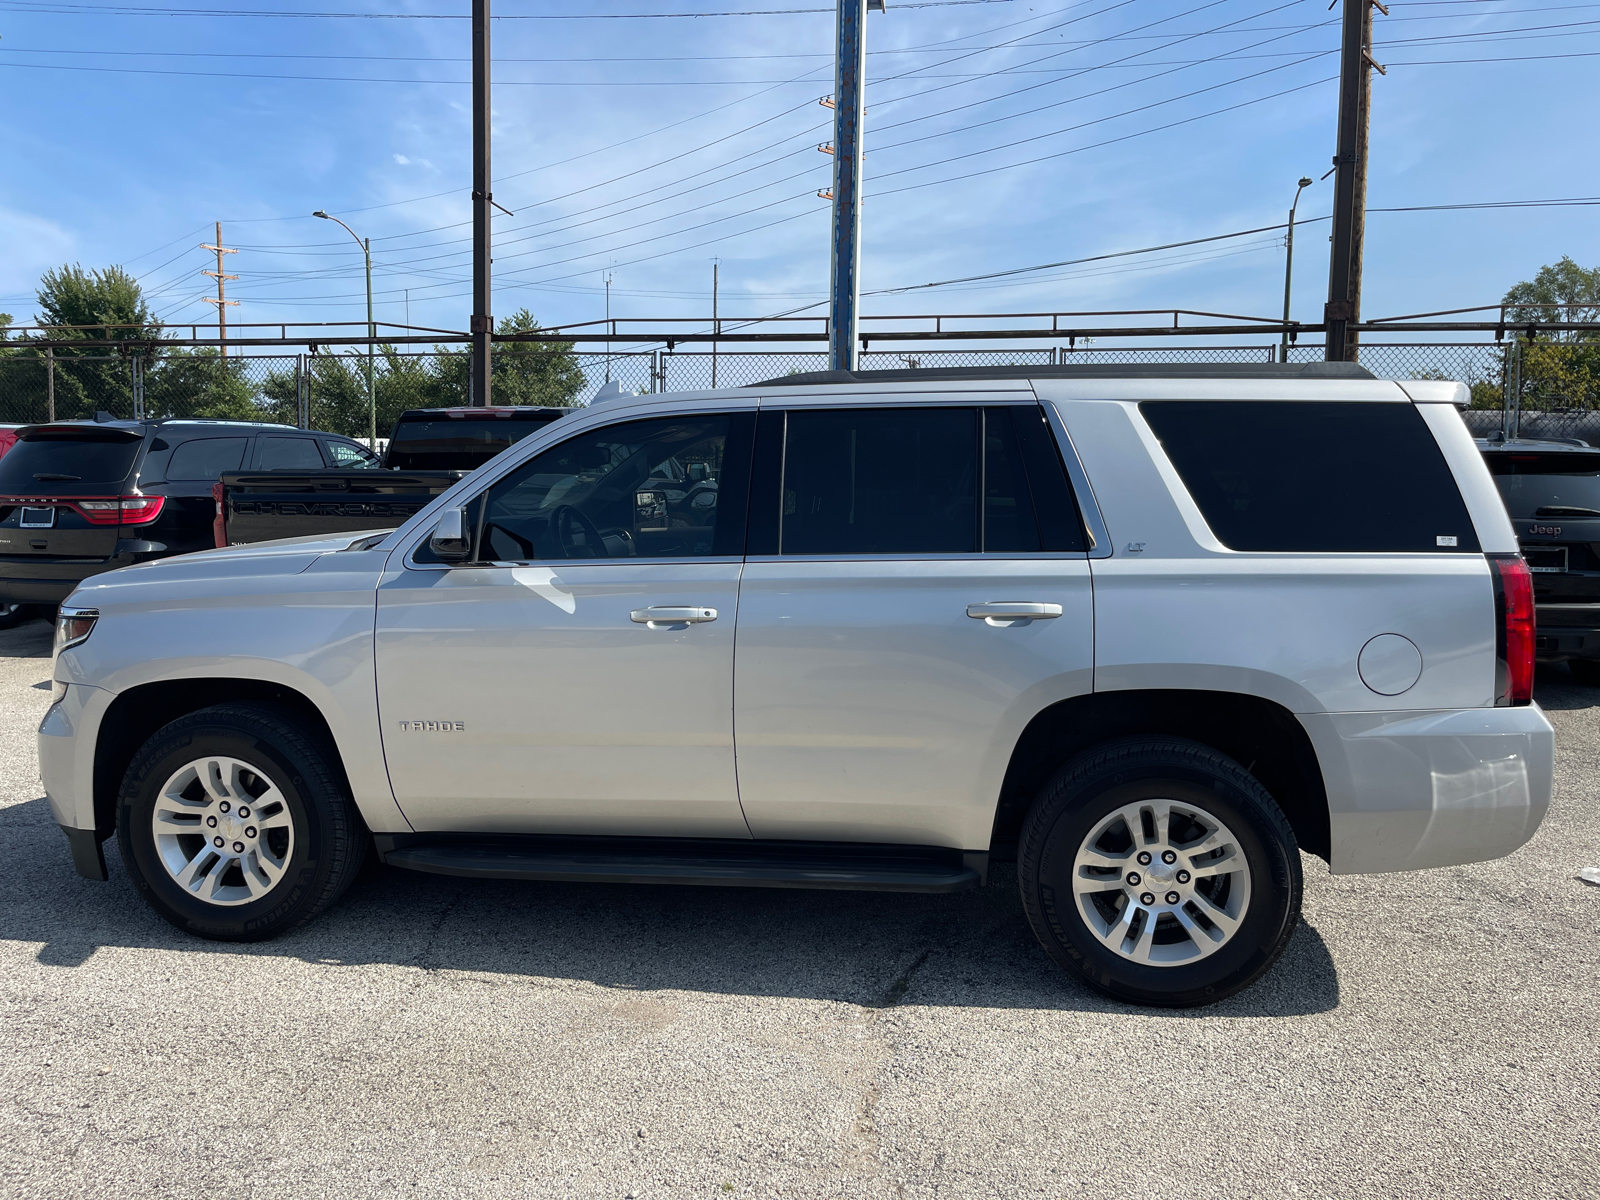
[
  {"left": 990, "top": 689, "right": 1330, "bottom": 863},
  {"left": 92, "top": 678, "right": 357, "bottom": 840}
]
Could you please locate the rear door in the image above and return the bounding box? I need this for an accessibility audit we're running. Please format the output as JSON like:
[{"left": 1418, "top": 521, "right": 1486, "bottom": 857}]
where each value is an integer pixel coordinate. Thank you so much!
[
  {"left": 731, "top": 398, "right": 1095, "bottom": 851},
  {"left": 149, "top": 433, "right": 252, "bottom": 554}
]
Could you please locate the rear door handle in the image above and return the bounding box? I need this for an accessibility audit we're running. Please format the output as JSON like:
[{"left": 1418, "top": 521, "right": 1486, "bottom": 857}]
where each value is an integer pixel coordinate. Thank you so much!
[
  {"left": 631, "top": 606, "right": 718, "bottom": 628},
  {"left": 967, "top": 602, "right": 1063, "bottom": 625}
]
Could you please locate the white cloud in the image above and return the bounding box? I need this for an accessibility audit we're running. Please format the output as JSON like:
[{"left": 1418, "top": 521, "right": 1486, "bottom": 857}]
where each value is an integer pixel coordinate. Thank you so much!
[{"left": 394, "top": 154, "right": 411, "bottom": 166}]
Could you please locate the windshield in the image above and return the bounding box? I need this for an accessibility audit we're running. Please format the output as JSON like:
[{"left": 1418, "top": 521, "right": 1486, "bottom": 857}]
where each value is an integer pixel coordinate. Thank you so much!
[
  {"left": 387, "top": 415, "right": 558, "bottom": 470},
  {"left": 0, "top": 433, "right": 142, "bottom": 492},
  {"left": 1485, "top": 451, "right": 1600, "bottom": 518}
]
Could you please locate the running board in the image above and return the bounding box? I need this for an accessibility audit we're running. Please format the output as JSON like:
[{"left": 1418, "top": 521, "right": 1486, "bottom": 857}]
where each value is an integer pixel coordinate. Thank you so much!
[{"left": 377, "top": 836, "right": 985, "bottom": 894}]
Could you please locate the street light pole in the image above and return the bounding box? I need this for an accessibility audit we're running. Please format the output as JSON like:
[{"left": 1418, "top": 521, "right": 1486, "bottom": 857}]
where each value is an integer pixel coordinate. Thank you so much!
[
  {"left": 1280, "top": 176, "right": 1314, "bottom": 364},
  {"left": 313, "top": 210, "right": 376, "bottom": 448}
]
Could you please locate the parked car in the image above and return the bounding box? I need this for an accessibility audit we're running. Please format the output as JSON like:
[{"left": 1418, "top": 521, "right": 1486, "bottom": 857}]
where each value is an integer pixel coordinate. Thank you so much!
[
  {"left": 0, "top": 417, "right": 377, "bottom": 625},
  {"left": 42, "top": 363, "right": 1550, "bottom": 1007},
  {"left": 1478, "top": 435, "right": 1600, "bottom": 683},
  {"left": 214, "top": 406, "right": 567, "bottom": 545}
]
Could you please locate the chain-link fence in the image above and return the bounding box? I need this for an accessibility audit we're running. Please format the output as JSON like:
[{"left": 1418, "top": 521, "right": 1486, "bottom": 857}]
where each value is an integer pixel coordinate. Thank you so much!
[{"left": 3, "top": 338, "right": 1595, "bottom": 442}]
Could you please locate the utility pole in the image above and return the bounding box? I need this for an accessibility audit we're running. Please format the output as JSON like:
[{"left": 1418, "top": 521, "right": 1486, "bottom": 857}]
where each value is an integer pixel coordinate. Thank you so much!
[
  {"left": 1281, "top": 176, "right": 1313, "bottom": 363},
  {"left": 828, "top": 0, "right": 869, "bottom": 374},
  {"left": 201, "top": 222, "right": 239, "bottom": 358},
  {"left": 470, "top": 0, "right": 492, "bottom": 405},
  {"left": 711, "top": 260, "right": 719, "bottom": 388},
  {"left": 313, "top": 211, "right": 377, "bottom": 449},
  {"left": 1325, "top": 0, "right": 1385, "bottom": 363}
]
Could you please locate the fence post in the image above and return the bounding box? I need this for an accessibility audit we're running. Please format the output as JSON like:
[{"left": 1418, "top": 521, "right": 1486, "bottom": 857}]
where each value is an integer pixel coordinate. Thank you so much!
[
  {"left": 297, "top": 353, "right": 309, "bottom": 428},
  {"left": 45, "top": 348, "right": 55, "bottom": 422},
  {"left": 1508, "top": 338, "right": 1523, "bottom": 440},
  {"left": 131, "top": 354, "right": 144, "bottom": 420}
]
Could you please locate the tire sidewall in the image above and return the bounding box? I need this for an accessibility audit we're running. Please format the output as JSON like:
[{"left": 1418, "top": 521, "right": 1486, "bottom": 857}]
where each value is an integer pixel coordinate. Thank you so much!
[
  {"left": 118, "top": 717, "right": 332, "bottom": 940},
  {"left": 1023, "top": 753, "right": 1299, "bottom": 1007}
]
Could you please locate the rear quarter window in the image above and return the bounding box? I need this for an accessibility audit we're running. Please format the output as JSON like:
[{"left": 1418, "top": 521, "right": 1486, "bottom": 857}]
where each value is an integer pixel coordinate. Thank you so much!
[
  {"left": 167, "top": 437, "right": 249, "bottom": 480},
  {"left": 1139, "top": 400, "right": 1479, "bottom": 553}
]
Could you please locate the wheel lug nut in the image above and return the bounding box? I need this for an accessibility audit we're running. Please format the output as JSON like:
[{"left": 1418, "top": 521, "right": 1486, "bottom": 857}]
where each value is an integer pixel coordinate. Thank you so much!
[
  {"left": 238, "top": 806, "right": 250, "bottom": 819},
  {"left": 1176, "top": 870, "right": 1191, "bottom": 884},
  {"left": 1161, "top": 850, "right": 1177, "bottom": 865},
  {"left": 218, "top": 801, "right": 231, "bottom": 814},
  {"left": 1136, "top": 851, "right": 1152, "bottom": 866},
  {"left": 212, "top": 836, "right": 224, "bottom": 848},
  {"left": 245, "top": 826, "right": 257, "bottom": 839},
  {"left": 206, "top": 816, "right": 217, "bottom": 828},
  {"left": 1126, "top": 871, "right": 1141, "bottom": 886},
  {"left": 1165, "top": 891, "right": 1180, "bottom": 905},
  {"left": 1140, "top": 892, "right": 1155, "bottom": 906},
  {"left": 232, "top": 842, "right": 245, "bottom": 853}
]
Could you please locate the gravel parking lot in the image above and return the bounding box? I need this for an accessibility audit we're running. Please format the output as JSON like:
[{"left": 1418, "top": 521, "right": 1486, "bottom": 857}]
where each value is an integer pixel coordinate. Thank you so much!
[{"left": 0, "top": 614, "right": 1595, "bottom": 1200}]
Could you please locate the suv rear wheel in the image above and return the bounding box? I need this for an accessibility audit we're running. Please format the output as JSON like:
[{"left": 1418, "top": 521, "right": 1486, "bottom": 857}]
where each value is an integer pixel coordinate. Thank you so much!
[
  {"left": 117, "top": 704, "right": 367, "bottom": 941},
  {"left": 1018, "top": 737, "right": 1302, "bottom": 1008}
]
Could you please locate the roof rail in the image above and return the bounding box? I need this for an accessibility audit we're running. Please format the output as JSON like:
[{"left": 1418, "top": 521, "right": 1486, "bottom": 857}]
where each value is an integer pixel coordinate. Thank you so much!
[{"left": 746, "top": 361, "right": 1377, "bottom": 388}]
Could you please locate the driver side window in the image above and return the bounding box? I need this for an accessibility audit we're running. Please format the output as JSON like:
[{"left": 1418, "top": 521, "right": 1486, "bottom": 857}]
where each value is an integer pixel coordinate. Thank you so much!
[{"left": 465, "top": 412, "right": 748, "bottom": 562}]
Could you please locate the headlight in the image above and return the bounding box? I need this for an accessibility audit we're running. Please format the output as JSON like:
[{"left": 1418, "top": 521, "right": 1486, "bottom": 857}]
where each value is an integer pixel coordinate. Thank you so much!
[{"left": 55, "top": 606, "right": 98, "bottom": 654}]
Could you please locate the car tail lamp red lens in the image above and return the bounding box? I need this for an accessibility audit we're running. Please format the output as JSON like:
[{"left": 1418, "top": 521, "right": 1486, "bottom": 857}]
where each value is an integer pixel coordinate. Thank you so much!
[
  {"left": 1489, "top": 554, "right": 1534, "bottom": 707},
  {"left": 75, "top": 495, "right": 166, "bottom": 526}
]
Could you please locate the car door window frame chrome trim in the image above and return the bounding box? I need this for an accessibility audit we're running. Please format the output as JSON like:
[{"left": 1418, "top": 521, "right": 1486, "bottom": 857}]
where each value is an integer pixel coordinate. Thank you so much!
[{"left": 1038, "top": 398, "right": 1112, "bottom": 558}]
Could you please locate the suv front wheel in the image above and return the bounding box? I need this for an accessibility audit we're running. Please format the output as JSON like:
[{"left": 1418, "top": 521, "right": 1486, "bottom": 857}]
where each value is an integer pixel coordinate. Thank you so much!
[
  {"left": 117, "top": 704, "right": 368, "bottom": 941},
  {"left": 1018, "top": 737, "right": 1302, "bottom": 1007}
]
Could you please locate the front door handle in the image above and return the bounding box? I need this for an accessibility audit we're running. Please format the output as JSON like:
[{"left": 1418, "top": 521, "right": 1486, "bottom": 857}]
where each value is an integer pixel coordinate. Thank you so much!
[
  {"left": 631, "top": 606, "right": 718, "bottom": 628},
  {"left": 967, "top": 601, "right": 1063, "bottom": 626}
]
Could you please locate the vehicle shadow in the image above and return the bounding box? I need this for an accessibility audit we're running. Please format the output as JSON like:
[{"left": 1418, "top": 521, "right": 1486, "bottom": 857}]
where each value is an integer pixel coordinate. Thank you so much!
[
  {"left": 1532, "top": 662, "right": 1599, "bottom": 712},
  {"left": 1, "top": 796, "right": 1340, "bottom": 1018}
]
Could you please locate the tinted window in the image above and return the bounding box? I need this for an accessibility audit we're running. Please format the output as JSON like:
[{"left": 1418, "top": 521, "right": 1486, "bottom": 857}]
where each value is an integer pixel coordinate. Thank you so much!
[
  {"left": 456, "top": 413, "right": 744, "bottom": 563},
  {"left": 781, "top": 408, "right": 978, "bottom": 555},
  {"left": 0, "top": 434, "right": 141, "bottom": 490},
  {"left": 389, "top": 414, "right": 560, "bottom": 471},
  {"left": 1141, "top": 401, "right": 1479, "bottom": 552},
  {"left": 984, "top": 407, "right": 1041, "bottom": 553},
  {"left": 326, "top": 440, "right": 379, "bottom": 468},
  {"left": 258, "top": 437, "right": 325, "bottom": 470},
  {"left": 1484, "top": 451, "right": 1600, "bottom": 518},
  {"left": 167, "top": 437, "right": 249, "bottom": 480}
]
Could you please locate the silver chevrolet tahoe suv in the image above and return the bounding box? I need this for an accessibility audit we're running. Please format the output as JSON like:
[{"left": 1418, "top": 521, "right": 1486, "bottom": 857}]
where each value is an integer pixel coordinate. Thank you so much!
[{"left": 39, "top": 363, "right": 1553, "bottom": 1007}]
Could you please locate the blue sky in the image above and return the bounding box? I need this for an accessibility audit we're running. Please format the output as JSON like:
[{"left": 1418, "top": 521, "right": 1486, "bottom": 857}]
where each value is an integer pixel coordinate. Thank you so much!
[{"left": 0, "top": 0, "right": 1596, "bottom": 342}]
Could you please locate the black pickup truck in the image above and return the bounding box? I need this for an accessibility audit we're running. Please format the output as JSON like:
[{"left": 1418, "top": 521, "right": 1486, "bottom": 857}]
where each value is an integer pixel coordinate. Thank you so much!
[{"left": 215, "top": 405, "right": 567, "bottom": 545}]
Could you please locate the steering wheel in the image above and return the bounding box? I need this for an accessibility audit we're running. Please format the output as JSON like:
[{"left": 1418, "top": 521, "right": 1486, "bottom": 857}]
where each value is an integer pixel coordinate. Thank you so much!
[{"left": 550, "top": 504, "right": 606, "bottom": 559}]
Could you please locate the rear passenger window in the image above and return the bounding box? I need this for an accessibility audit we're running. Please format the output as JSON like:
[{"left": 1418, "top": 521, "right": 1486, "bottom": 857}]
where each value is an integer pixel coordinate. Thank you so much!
[
  {"left": 781, "top": 408, "right": 977, "bottom": 555},
  {"left": 166, "top": 437, "right": 248, "bottom": 481},
  {"left": 1140, "top": 401, "right": 1480, "bottom": 553},
  {"left": 258, "top": 437, "right": 325, "bottom": 470},
  {"left": 983, "top": 408, "right": 1040, "bottom": 553}
]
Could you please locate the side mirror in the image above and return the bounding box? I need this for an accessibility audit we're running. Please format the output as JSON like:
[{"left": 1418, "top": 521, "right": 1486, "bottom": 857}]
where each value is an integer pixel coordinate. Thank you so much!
[{"left": 429, "top": 506, "right": 472, "bottom": 562}]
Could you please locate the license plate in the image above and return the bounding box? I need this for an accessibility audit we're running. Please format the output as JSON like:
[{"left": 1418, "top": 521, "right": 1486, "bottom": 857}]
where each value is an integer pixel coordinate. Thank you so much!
[
  {"left": 18, "top": 506, "right": 55, "bottom": 529},
  {"left": 1524, "top": 545, "right": 1567, "bottom": 574}
]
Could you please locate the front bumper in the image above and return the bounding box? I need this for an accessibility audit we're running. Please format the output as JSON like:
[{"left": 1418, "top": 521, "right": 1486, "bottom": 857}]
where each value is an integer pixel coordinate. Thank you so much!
[
  {"left": 1300, "top": 705, "right": 1554, "bottom": 875},
  {"left": 40, "top": 682, "right": 115, "bottom": 879}
]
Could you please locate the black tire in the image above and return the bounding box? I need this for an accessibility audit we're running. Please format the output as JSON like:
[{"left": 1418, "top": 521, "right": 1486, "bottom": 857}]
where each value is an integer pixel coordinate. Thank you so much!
[
  {"left": 0, "top": 602, "right": 34, "bottom": 630},
  {"left": 1568, "top": 658, "right": 1600, "bottom": 687},
  {"left": 117, "top": 703, "right": 368, "bottom": 941},
  {"left": 1017, "top": 737, "right": 1302, "bottom": 1008}
]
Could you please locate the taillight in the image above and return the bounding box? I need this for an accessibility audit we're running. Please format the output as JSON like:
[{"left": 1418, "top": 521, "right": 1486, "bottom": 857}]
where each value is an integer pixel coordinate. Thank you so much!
[
  {"left": 76, "top": 495, "right": 166, "bottom": 526},
  {"left": 1489, "top": 554, "right": 1534, "bottom": 706}
]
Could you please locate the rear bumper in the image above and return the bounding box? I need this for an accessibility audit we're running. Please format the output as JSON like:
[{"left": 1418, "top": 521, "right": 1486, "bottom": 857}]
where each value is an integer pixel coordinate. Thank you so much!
[
  {"left": 1300, "top": 705, "right": 1553, "bottom": 875},
  {"left": 0, "top": 558, "right": 117, "bottom": 606},
  {"left": 1533, "top": 603, "right": 1600, "bottom": 661}
]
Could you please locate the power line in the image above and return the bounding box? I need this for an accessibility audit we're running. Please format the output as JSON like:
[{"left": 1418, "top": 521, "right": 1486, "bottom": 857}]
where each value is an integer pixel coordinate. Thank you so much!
[{"left": 0, "top": 0, "right": 1009, "bottom": 17}]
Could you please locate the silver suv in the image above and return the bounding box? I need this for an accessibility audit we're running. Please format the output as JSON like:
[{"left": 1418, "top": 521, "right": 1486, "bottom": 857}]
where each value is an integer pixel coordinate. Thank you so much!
[{"left": 40, "top": 364, "right": 1552, "bottom": 1007}]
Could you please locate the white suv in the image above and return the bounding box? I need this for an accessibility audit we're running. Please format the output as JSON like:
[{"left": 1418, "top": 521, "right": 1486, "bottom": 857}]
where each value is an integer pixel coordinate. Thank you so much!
[{"left": 39, "top": 364, "right": 1552, "bottom": 1007}]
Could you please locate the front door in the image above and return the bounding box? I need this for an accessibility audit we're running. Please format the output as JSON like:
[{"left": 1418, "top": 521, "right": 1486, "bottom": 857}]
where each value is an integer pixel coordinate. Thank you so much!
[
  {"left": 375, "top": 409, "right": 755, "bottom": 837},
  {"left": 733, "top": 402, "right": 1095, "bottom": 851}
]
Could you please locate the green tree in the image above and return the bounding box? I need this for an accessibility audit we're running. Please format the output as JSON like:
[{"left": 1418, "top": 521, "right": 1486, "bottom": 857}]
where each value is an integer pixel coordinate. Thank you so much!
[
  {"left": 144, "top": 348, "right": 262, "bottom": 420},
  {"left": 1503, "top": 258, "right": 1600, "bottom": 411},
  {"left": 30, "top": 264, "right": 163, "bottom": 419},
  {"left": 490, "top": 309, "right": 585, "bottom": 406}
]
